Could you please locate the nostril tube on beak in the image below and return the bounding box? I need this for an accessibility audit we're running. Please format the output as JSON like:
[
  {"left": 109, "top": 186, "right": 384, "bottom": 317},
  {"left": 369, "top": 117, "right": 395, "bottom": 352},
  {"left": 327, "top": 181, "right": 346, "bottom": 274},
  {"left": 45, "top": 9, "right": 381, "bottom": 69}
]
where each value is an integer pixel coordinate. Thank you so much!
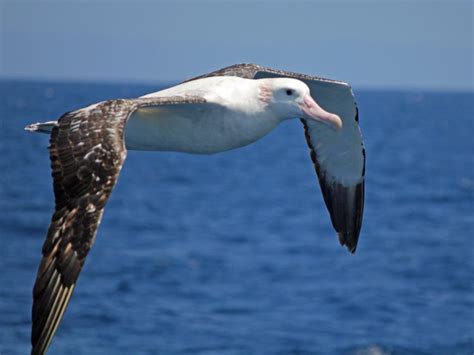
[{"left": 303, "top": 95, "right": 316, "bottom": 109}]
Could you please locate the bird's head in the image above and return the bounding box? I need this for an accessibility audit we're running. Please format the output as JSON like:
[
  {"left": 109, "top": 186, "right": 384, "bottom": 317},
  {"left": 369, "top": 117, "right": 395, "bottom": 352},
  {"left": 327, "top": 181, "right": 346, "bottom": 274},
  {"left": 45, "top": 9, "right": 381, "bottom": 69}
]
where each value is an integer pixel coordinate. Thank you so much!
[{"left": 258, "top": 78, "right": 342, "bottom": 130}]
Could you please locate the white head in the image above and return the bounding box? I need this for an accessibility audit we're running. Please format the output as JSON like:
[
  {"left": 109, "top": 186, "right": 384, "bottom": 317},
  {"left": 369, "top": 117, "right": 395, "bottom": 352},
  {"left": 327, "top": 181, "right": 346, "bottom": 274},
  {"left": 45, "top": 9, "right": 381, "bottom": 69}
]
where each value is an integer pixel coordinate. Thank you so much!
[{"left": 258, "top": 78, "right": 342, "bottom": 130}]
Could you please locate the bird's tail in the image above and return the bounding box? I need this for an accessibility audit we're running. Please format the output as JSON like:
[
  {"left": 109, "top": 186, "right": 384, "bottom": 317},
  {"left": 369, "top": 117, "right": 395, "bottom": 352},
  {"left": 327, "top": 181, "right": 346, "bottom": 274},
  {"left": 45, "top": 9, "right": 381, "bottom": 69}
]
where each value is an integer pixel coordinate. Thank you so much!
[{"left": 24, "top": 120, "right": 58, "bottom": 134}]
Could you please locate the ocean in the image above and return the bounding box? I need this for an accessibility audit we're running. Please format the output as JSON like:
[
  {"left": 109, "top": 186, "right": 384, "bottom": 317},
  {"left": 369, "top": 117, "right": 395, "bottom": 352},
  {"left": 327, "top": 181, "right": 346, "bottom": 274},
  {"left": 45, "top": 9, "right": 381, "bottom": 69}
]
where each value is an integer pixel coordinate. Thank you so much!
[{"left": 0, "top": 80, "right": 473, "bottom": 355}]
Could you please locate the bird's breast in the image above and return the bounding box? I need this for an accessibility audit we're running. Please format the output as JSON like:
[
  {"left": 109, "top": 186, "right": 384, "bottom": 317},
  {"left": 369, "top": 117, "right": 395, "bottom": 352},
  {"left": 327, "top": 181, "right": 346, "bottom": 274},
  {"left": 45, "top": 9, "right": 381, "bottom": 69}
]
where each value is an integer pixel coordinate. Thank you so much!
[{"left": 124, "top": 103, "right": 279, "bottom": 154}]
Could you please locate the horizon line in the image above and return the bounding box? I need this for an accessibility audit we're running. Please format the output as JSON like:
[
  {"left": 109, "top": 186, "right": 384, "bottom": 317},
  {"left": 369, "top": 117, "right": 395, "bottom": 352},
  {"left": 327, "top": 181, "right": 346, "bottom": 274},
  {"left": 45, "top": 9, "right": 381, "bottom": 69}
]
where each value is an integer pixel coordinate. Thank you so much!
[{"left": 1, "top": 75, "right": 473, "bottom": 94}]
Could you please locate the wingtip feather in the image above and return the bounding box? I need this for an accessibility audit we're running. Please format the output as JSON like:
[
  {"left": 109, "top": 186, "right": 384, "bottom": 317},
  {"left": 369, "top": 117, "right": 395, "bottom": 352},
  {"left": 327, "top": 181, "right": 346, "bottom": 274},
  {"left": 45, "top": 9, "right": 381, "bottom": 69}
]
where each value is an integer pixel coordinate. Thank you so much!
[{"left": 338, "top": 232, "right": 358, "bottom": 254}]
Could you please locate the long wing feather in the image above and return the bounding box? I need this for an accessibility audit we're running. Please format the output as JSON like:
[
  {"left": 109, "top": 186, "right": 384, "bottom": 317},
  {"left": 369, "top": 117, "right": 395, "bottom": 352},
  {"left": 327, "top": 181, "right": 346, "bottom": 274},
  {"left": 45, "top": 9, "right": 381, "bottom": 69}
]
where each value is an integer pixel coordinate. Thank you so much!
[
  {"left": 31, "top": 96, "right": 206, "bottom": 355},
  {"left": 190, "top": 64, "right": 365, "bottom": 252}
]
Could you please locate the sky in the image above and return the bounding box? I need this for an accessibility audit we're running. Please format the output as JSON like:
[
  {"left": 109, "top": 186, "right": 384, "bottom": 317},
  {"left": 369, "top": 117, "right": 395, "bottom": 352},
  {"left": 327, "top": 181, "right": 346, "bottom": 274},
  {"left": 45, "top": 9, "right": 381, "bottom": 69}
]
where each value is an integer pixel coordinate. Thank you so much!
[{"left": 0, "top": 0, "right": 472, "bottom": 90}]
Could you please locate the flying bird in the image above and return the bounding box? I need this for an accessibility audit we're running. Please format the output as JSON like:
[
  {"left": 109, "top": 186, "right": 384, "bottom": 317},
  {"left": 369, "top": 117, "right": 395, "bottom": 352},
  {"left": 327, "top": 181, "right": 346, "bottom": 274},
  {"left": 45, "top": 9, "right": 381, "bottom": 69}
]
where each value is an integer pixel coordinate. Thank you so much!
[{"left": 25, "top": 64, "right": 365, "bottom": 355}]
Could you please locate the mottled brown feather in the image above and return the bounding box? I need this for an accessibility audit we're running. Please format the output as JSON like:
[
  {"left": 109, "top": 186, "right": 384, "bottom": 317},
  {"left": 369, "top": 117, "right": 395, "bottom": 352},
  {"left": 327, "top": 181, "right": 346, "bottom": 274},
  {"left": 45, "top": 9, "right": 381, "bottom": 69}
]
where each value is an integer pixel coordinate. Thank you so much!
[{"left": 31, "top": 96, "right": 206, "bottom": 355}]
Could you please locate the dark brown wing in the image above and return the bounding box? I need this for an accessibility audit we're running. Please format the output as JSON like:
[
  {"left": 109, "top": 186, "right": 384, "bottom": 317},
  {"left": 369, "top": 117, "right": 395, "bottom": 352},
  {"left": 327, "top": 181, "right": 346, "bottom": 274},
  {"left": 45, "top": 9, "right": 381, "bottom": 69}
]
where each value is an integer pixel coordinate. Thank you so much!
[
  {"left": 188, "top": 64, "right": 365, "bottom": 252},
  {"left": 31, "top": 96, "right": 206, "bottom": 355}
]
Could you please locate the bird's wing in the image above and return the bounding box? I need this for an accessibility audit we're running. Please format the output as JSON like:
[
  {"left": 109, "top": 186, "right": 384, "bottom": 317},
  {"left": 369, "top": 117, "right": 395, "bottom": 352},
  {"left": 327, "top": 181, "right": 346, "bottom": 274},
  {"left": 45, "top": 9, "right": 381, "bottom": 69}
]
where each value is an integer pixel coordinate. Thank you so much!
[
  {"left": 189, "top": 64, "right": 365, "bottom": 252},
  {"left": 31, "top": 96, "right": 206, "bottom": 355}
]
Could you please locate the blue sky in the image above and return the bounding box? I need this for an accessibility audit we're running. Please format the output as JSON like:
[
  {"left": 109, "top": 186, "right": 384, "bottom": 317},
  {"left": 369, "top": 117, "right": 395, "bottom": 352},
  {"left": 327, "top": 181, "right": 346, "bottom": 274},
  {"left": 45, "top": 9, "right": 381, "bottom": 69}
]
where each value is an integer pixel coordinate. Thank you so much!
[{"left": 1, "top": 0, "right": 472, "bottom": 89}]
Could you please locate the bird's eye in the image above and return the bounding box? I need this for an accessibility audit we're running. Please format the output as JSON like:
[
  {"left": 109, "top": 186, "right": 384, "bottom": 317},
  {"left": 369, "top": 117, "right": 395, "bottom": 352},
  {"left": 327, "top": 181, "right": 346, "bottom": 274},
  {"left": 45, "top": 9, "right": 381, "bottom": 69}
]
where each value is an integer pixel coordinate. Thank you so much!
[{"left": 286, "top": 89, "right": 294, "bottom": 96}]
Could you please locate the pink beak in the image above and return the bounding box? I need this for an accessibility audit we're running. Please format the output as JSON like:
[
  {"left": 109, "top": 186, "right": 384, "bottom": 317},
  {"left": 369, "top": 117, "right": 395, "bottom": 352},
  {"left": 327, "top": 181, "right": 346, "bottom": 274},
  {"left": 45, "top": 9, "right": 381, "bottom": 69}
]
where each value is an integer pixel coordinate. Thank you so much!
[{"left": 301, "top": 95, "right": 342, "bottom": 130}]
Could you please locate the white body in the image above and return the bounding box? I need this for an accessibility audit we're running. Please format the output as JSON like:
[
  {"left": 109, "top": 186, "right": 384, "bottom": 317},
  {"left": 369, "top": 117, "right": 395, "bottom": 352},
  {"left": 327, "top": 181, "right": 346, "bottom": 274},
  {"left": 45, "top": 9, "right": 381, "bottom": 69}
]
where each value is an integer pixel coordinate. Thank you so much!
[{"left": 125, "top": 77, "right": 286, "bottom": 154}]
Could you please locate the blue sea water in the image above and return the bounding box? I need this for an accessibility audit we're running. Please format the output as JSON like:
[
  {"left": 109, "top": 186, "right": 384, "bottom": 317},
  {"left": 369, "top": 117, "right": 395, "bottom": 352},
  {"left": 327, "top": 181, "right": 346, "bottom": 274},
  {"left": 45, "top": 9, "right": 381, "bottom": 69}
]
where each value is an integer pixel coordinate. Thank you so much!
[{"left": 0, "top": 80, "right": 473, "bottom": 355}]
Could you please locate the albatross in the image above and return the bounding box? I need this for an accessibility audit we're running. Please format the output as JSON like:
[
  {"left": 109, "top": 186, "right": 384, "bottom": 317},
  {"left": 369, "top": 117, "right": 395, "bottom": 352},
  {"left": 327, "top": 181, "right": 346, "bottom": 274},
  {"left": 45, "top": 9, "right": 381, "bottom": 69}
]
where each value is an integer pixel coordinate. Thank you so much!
[{"left": 25, "top": 63, "right": 365, "bottom": 355}]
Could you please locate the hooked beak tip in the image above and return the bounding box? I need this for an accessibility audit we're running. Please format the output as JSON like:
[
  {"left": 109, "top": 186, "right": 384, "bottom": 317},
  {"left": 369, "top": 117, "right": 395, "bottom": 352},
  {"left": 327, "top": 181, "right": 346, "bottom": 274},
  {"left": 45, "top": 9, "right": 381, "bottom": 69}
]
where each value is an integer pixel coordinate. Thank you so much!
[{"left": 331, "top": 114, "right": 343, "bottom": 130}]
